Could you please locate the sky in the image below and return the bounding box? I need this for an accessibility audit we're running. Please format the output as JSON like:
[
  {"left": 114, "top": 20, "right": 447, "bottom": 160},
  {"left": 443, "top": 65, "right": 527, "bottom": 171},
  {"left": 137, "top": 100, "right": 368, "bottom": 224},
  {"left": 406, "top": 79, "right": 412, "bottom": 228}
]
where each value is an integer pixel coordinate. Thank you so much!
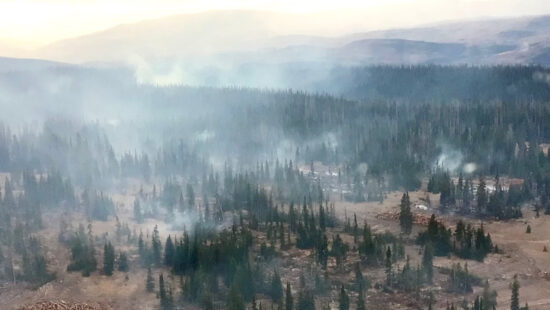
[{"left": 1, "top": 0, "right": 550, "bottom": 48}]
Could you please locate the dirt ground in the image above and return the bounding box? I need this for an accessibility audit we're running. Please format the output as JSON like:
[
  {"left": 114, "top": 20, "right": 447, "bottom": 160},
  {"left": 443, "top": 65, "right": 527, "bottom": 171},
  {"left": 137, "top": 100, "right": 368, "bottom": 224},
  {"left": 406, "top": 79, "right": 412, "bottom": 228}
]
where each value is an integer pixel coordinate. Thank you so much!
[
  {"left": 0, "top": 182, "right": 186, "bottom": 310},
  {"left": 4, "top": 181, "right": 550, "bottom": 310},
  {"left": 333, "top": 190, "right": 550, "bottom": 310}
]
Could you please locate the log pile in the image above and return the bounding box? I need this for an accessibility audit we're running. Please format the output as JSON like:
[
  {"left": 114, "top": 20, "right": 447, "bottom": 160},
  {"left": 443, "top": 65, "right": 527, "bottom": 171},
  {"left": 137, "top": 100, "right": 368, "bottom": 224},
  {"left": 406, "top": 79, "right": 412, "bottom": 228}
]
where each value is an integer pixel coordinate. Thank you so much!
[
  {"left": 376, "top": 211, "right": 433, "bottom": 226},
  {"left": 18, "top": 301, "right": 108, "bottom": 310}
]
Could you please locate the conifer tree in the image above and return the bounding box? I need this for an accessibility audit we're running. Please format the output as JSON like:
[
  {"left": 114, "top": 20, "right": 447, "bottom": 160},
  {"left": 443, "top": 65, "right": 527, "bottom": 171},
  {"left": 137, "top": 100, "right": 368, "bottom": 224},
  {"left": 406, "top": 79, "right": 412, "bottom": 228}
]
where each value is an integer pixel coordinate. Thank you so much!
[
  {"left": 187, "top": 184, "right": 195, "bottom": 209},
  {"left": 227, "top": 285, "right": 246, "bottom": 310},
  {"left": 270, "top": 270, "right": 284, "bottom": 302},
  {"left": 510, "top": 275, "right": 520, "bottom": 310},
  {"left": 118, "top": 252, "right": 129, "bottom": 272},
  {"left": 164, "top": 235, "right": 175, "bottom": 267},
  {"left": 399, "top": 192, "right": 413, "bottom": 234},
  {"left": 356, "top": 284, "right": 366, "bottom": 310},
  {"left": 477, "top": 177, "right": 487, "bottom": 215},
  {"left": 354, "top": 263, "right": 366, "bottom": 292},
  {"left": 482, "top": 279, "right": 497, "bottom": 310},
  {"left": 422, "top": 243, "right": 434, "bottom": 283},
  {"left": 152, "top": 225, "right": 162, "bottom": 265},
  {"left": 285, "top": 282, "right": 293, "bottom": 310},
  {"left": 338, "top": 285, "right": 350, "bottom": 310},
  {"left": 297, "top": 289, "right": 315, "bottom": 310},
  {"left": 159, "top": 273, "right": 170, "bottom": 310},
  {"left": 146, "top": 267, "right": 154, "bottom": 292},
  {"left": 385, "top": 246, "right": 392, "bottom": 286},
  {"left": 133, "top": 199, "right": 143, "bottom": 223},
  {"left": 103, "top": 242, "right": 115, "bottom": 276}
]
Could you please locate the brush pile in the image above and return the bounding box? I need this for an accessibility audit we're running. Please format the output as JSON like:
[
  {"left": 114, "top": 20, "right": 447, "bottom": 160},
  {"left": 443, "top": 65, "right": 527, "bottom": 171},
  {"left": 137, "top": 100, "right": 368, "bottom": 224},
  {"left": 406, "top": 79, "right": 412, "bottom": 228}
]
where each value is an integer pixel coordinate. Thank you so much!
[
  {"left": 18, "top": 300, "right": 108, "bottom": 310},
  {"left": 376, "top": 211, "right": 434, "bottom": 226}
]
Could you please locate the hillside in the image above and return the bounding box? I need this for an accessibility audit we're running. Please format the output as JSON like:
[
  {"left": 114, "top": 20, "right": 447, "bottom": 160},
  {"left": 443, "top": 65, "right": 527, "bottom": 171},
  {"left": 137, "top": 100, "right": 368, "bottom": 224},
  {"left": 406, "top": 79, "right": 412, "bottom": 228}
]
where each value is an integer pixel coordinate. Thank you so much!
[{"left": 26, "top": 12, "right": 550, "bottom": 67}]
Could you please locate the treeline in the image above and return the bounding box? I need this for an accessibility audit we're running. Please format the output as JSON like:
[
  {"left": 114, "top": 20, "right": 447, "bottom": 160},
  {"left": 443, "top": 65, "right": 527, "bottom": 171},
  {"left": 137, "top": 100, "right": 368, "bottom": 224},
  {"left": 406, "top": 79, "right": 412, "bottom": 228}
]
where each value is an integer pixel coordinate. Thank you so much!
[
  {"left": 3, "top": 68, "right": 550, "bottom": 200},
  {"left": 324, "top": 65, "right": 550, "bottom": 102},
  {"left": 0, "top": 121, "right": 209, "bottom": 188},
  {"left": 429, "top": 171, "right": 526, "bottom": 219},
  {"left": 0, "top": 174, "right": 69, "bottom": 285},
  {"left": 417, "top": 215, "right": 494, "bottom": 261}
]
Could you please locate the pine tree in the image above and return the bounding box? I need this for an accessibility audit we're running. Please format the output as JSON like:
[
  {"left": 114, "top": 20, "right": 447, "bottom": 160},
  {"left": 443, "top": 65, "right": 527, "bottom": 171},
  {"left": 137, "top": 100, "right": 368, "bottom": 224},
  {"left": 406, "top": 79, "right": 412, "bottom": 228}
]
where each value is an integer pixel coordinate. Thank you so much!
[
  {"left": 289, "top": 202, "right": 297, "bottom": 232},
  {"left": 356, "top": 284, "right": 366, "bottom": 310},
  {"left": 146, "top": 267, "right": 154, "bottom": 292},
  {"left": 118, "top": 252, "right": 129, "bottom": 272},
  {"left": 103, "top": 242, "right": 115, "bottom": 276},
  {"left": 510, "top": 275, "right": 520, "bottom": 310},
  {"left": 227, "top": 285, "right": 245, "bottom": 310},
  {"left": 399, "top": 192, "right": 413, "bottom": 234},
  {"left": 385, "top": 246, "right": 392, "bottom": 286},
  {"left": 133, "top": 199, "right": 143, "bottom": 223},
  {"left": 285, "top": 282, "right": 294, "bottom": 310},
  {"left": 187, "top": 184, "right": 195, "bottom": 209},
  {"left": 482, "top": 280, "right": 497, "bottom": 310},
  {"left": 477, "top": 177, "right": 487, "bottom": 215},
  {"left": 297, "top": 289, "right": 315, "bottom": 310},
  {"left": 353, "top": 213, "right": 359, "bottom": 244},
  {"left": 319, "top": 204, "right": 326, "bottom": 231},
  {"left": 200, "top": 290, "right": 214, "bottom": 310},
  {"left": 427, "top": 292, "right": 435, "bottom": 310},
  {"left": 354, "top": 263, "right": 366, "bottom": 292},
  {"left": 164, "top": 235, "right": 175, "bottom": 267},
  {"left": 270, "top": 270, "right": 284, "bottom": 302},
  {"left": 159, "top": 273, "right": 173, "bottom": 310},
  {"left": 422, "top": 243, "right": 434, "bottom": 283},
  {"left": 339, "top": 285, "right": 350, "bottom": 310},
  {"left": 152, "top": 225, "right": 162, "bottom": 265}
]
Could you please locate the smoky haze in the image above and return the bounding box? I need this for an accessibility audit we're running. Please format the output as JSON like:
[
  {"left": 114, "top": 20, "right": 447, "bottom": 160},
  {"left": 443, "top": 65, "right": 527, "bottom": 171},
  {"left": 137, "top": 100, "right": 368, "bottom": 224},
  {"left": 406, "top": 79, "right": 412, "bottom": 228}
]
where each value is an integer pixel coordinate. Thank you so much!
[{"left": 2, "top": 6, "right": 550, "bottom": 310}]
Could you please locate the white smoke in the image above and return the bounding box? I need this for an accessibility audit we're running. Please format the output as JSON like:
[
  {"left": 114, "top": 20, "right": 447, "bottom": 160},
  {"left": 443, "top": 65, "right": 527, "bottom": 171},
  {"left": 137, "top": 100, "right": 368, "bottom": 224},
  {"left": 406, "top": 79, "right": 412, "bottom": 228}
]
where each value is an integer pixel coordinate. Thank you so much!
[
  {"left": 463, "top": 162, "right": 477, "bottom": 174},
  {"left": 534, "top": 71, "right": 550, "bottom": 86},
  {"left": 434, "top": 144, "right": 463, "bottom": 172}
]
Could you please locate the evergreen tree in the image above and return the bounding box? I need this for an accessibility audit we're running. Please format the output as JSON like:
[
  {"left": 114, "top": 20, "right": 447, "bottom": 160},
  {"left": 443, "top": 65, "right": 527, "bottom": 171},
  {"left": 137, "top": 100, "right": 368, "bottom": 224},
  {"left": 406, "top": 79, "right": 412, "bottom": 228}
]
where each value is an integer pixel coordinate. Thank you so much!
[
  {"left": 338, "top": 285, "right": 350, "bottom": 310},
  {"left": 399, "top": 192, "right": 413, "bottom": 234},
  {"left": 385, "top": 246, "right": 392, "bottom": 286},
  {"left": 285, "top": 282, "right": 294, "bottom": 310},
  {"left": 152, "top": 225, "right": 162, "bottom": 265},
  {"left": 118, "top": 252, "right": 129, "bottom": 272},
  {"left": 356, "top": 284, "right": 366, "bottom": 310},
  {"left": 146, "top": 267, "right": 154, "bottom": 292},
  {"left": 354, "top": 263, "right": 366, "bottom": 292},
  {"left": 319, "top": 204, "right": 326, "bottom": 232},
  {"left": 164, "top": 235, "right": 175, "bottom": 267},
  {"left": 477, "top": 177, "right": 487, "bottom": 215},
  {"left": 510, "top": 275, "right": 520, "bottom": 310},
  {"left": 200, "top": 291, "right": 214, "bottom": 310},
  {"left": 133, "top": 199, "right": 143, "bottom": 223},
  {"left": 482, "top": 280, "right": 497, "bottom": 310},
  {"left": 103, "top": 242, "right": 115, "bottom": 276},
  {"left": 187, "top": 184, "right": 195, "bottom": 209},
  {"left": 269, "top": 270, "right": 284, "bottom": 302},
  {"left": 227, "top": 285, "right": 246, "bottom": 310},
  {"left": 422, "top": 243, "right": 434, "bottom": 283},
  {"left": 297, "top": 289, "right": 315, "bottom": 310},
  {"left": 159, "top": 273, "right": 172, "bottom": 310}
]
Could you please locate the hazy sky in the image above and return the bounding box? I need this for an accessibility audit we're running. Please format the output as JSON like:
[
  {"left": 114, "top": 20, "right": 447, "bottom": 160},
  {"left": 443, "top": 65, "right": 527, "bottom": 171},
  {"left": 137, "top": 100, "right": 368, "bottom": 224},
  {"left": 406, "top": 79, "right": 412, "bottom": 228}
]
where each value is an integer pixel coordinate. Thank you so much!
[{"left": 1, "top": 0, "right": 550, "bottom": 47}]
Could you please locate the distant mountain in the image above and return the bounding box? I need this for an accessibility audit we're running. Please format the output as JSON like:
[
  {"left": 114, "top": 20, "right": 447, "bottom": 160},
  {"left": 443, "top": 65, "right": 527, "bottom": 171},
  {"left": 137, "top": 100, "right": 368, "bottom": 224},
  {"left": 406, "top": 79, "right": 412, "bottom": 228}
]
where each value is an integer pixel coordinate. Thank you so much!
[
  {"left": 35, "top": 10, "right": 308, "bottom": 63},
  {"left": 0, "top": 56, "right": 68, "bottom": 72},
  {"left": 340, "top": 15, "right": 550, "bottom": 66},
  {"left": 28, "top": 12, "right": 550, "bottom": 67}
]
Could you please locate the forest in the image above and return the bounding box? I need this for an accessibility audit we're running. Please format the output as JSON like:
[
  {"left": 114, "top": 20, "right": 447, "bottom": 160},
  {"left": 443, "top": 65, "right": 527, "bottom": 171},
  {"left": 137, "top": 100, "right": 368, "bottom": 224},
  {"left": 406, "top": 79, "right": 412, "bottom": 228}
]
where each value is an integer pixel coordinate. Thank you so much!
[{"left": 0, "top": 65, "right": 548, "bottom": 309}]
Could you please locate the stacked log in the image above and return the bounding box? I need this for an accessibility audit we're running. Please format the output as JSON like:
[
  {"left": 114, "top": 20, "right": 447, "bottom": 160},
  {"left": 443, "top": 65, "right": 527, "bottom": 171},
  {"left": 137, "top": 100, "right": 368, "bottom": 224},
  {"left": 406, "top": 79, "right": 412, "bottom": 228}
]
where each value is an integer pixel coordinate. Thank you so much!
[
  {"left": 18, "top": 300, "right": 107, "bottom": 310},
  {"left": 376, "top": 211, "right": 433, "bottom": 226}
]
